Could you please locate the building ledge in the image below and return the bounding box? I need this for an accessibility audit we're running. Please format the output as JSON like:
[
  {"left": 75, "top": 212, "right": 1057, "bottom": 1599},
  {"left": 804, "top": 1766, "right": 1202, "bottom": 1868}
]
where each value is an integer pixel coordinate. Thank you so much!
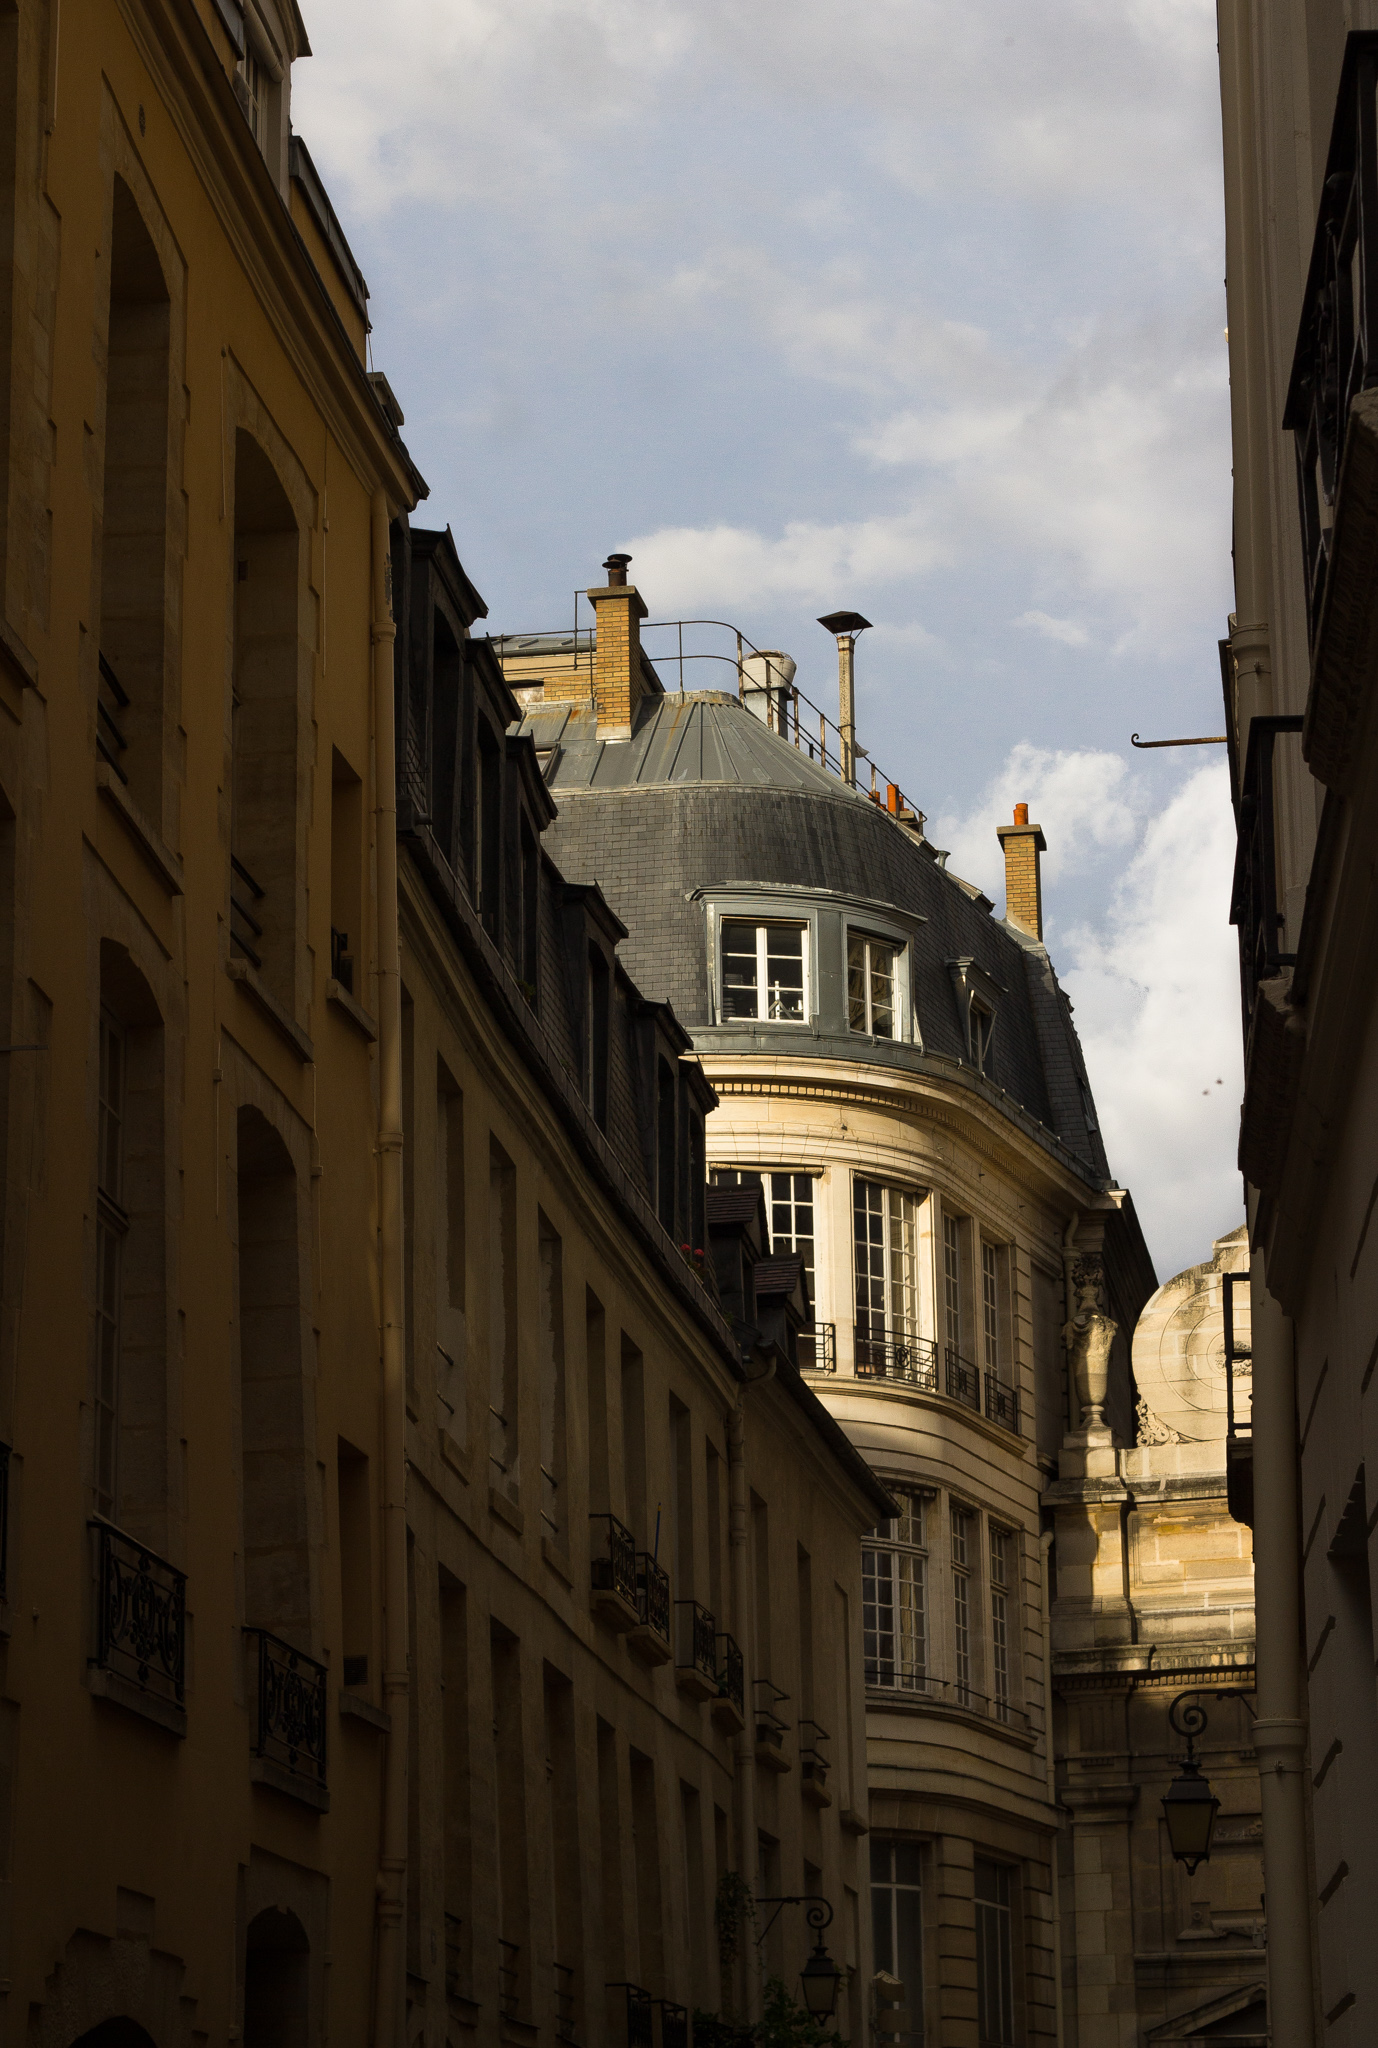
[
  {"left": 226, "top": 959, "right": 314, "bottom": 1062},
  {"left": 339, "top": 1688, "right": 390, "bottom": 1733},
  {"left": 327, "top": 977, "right": 377, "bottom": 1041},
  {"left": 250, "top": 1755, "right": 329, "bottom": 1812},
  {"left": 96, "top": 766, "right": 185, "bottom": 895},
  {"left": 86, "top": 1662, "right": 187, "bottom": 1738},
  {"left": 489, "top": 1486, "right": 523, "bottom": 1535}
]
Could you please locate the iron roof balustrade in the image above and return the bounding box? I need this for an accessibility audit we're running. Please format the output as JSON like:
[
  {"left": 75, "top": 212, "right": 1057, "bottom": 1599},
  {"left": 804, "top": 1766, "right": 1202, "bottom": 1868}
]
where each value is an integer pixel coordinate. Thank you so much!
[{"left": 1284, "top": 32, "right": 1378, "bottom": 647}]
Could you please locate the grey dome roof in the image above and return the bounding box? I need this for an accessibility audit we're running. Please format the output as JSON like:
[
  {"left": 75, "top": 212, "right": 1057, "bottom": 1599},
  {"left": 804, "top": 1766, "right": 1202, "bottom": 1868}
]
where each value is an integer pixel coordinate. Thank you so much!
[{"left": 519, "top": 689, "right": 1110, "bottom": 1181}]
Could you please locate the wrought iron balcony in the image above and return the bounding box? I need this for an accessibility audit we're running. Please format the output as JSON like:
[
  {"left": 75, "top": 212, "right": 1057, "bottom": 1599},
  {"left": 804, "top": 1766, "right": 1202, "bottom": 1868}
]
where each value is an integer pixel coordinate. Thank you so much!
[
  {"left": 230, "top": 853, "right": 266, "bottom": 971},
  {"left": 864, "top": 1656, "right": 934, "bottom": 1694},
  {"left": 753, "top": 1676, "right": 792, "bottom": 1770},
  {"left": 1283, "top": 33, "right": 1378, "bottom": 644},
  {"left": 1230, "top": 716, "right": 1304, "bottom": 1035},
  {"left": 798, "top": 1719, "right": 831, "bottom": 1805},
  {"left": 590, "top": 1512, "right": 638, "bottom": 1628},
  {"left": 674, "top": 1598, "right": 718, "bottom": 1697},
  {"left": 97, "top": 654, "right": 130, "bottom": 783},
  {"left": 89, "top": 1519, "right": 186, "bottom": 1721},
  {"left": 634, "top": 1552, "right": 670, "bottom": 1641},
  {"left": 607, "top": 1984, "right": 653, "bottom": 2048},
  {"left": 715, "top": 1632, "right": 745, "bottom": 1714},
  {"left": 983, "top": 1373, "right": 1020, "bottom": 1434},
  {"left": 658, "top": 2002, "right": 689, "bottom": 2048},
  {"left": 855, "top": 1328, "right": 938, "bottom": 1389},
  {"left": 245, "top": 1626, "right": 327, "bottom": 1794},
  {"left": 798, "top": 1322, "right": 836, "bottom": 1372},
  {"left": 944, "top": 1346, "right": 981, "bottom": 1411},
  {"left": 863, "top": 1663, "right": 1030, "bottom": 1730}
]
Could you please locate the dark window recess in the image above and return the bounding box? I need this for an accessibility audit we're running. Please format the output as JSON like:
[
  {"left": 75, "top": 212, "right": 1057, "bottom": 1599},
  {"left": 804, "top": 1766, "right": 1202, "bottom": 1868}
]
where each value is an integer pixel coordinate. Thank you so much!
[
  {"left": 656, "top": 1059, "right": 677, "bottom": 1230},
  {"left": 1230, "top": 715, "right": 1304, "bottom": 1036},
  {"left": 90, "top": 1518, "right": 186, "bottom": 1711},
  {"left": 330, "top": 926, "right": 353, "bottom": 994},
  {"left": 974, "top": 1858, "right": 1017, "bottom": 2047},
  {"left": 342, "top": 1653, "right": 368, "bottom": 1688},
  {"left": 587, "top": 946, "right": 610, "bottom": 1129},
  {"left": 1283, "top": 34, "right": 1378, "bottom": 646},
  {"left": 230, "top": 852, "right": 266, "bottom": 972},
  {"left": 97, "top": 654, "right": 131, "bottom": 783}
]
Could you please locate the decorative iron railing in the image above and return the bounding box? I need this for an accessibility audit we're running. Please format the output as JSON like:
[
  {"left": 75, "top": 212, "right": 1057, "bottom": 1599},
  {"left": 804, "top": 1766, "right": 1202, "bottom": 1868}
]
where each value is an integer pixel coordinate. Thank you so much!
[
  {"left": 944, "top": 1346, "right": 980, "bottom": 1411},
  {"left": 498, "top": 1940, "right": 520, "bottom": 2020},
  {"left": 798, "top": 1322, "right": 836, "bottom": 1372},
  {"left": 862, "top": 1664, "right": 1030, "bottom": 1730},
  {"left": 855, "top": 1329, "right": 938, "bottom": 1388},
  {"left": 90, "top": 1519, "right": 186, "bottom": 1710},
  {"left": 97, "top": 653, "right": 130, "bottom": 783},
  {"left": 1283, "top": 32, "right": 1378, "bottom": 644},
  {"left": 244, "top": 1626, "right": 327, "bottom": 1788},
  {"left": 554, "top": 1962, "right": 578, "bottom": 2044},
  {"left": 607, "top": 1984, "right": 654, "bottom": 2048},
  {"left": 229, "top": 853, "right": 266, "bottom": 971},
  {"left": 864, "top": 1657, "right": 935, "bottom": 1694},
  {"left": 590, "top": 1513, "right": 638, "bottom": 1608},
  {"left": 715, "top": 1632, "right": 745, "bottom": 1714},
  {"left": 1230, "top": 716, "right": 1304, "bottom": 1035},
  {"left": 635, "top": 1552, "right": 670, "bottom": 1641},
  {"left": 983, "top": 1373, "right": 1020, "bottom": 1434},
  {"left": 674, "top": 1598, "right": 717, "bottom": 1683},
  {"left": 659, "top": 2002, "right": 689, "bottom": 2048}
]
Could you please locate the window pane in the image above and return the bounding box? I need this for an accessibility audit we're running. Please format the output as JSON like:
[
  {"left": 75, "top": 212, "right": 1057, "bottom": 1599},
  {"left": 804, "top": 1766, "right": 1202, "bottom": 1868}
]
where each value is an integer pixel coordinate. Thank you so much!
[
  {"left": 764, "top": 924, "right": 805, "bottom": 1021},
  {"left": 943, "top": 1214, "right": 962, "bottom": 1351},
  {"left": 894, "top": 1841, "right": 923, "bottom": 1888},
  {"left": 848, "top": 932, "right": 867, "bottom": 1031},
  {"left": 871, "top": 1837, "right": 893, "bottom": 1885},
  {"left": 887, "top": 1188, "right": 916, "bottom": 1335},
  {"left": 769, "top": 1170, "right": 816, "bottom": 1290},
  {"left": 863, "top": 1546, "right": 896, "bottom": 1682},
  {"left": 974, "top": 1858, "right": 1015, "bottom": 2046},
  {"left": 982, "top": 1243, "right": 999, "bottom": 1368},
  {"left": 870, "top": 942, "right": 895, "bottom": 1038},
  {"left": 721, "top": 920, "right": 759, "bottom": 1020},
  {"left": 854, "top": 1178, "right": 886, "bottom": 1342}
]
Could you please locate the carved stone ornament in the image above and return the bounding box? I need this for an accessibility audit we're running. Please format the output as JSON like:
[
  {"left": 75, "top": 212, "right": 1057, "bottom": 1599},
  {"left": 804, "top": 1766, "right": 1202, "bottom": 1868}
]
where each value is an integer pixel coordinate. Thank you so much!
[
  {"left": 1069, "top": 1311, "right": 1118, "bottom": 1431},
  {"left": 1135, "top": 1395, "right": 1184, "bottom": 1447}
]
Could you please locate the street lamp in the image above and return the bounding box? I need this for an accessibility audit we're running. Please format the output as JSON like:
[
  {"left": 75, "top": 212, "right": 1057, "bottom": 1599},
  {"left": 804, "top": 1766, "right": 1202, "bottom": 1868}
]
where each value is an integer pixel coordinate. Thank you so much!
[
  {"left": 1160, "top": 1690, "right": 1252, "bottom": 1873},
  {"left": 757, "top": 1896, "right": 842, "bottom": 2020}
]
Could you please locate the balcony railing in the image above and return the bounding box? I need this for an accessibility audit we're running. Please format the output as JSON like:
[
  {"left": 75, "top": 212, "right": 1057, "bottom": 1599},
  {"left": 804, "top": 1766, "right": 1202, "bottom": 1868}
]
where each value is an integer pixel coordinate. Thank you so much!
[
  {"left": 590, "top": 1512, "right": 638, "bottom": 1608},
  {"left": 798, "top": 1322, "right": 836, "bottom": 1372},
  {"left": 554, "top": 1962, "right": 578, "bottom": 2044},
  {"left": 90, "top": 1519, "right": 186, "bottom": 1712},
  {"left": 855, "top": 1329, "right": 938, "bottom": 1389},
  {"left": 1230, "top": 716, "right": 1304, "bottom": 1035},
  {"left": 444, "top": 1913, "right": 465, "bottom": 2006},
  {"left": 498, "top": 1939, "right": 520, "bottom": 2020},
  {"left": 659, "top": 2002, "right": 689, "bottom": 2048},
  {"left": 1283, "top": 33, "right": 1378, "bottom": 644},
  {"left": 635, "top": 1552, "right": 670, "bottom": 1642},
  {"left": 863, "top": 1663, "right": 1030, "bottom": 1730},
  {"left": 715, "top": 1632, "right": 744, "bottom": 1714},
  {"left": 607, "top": 1984, "right": 654, "bottom": 2048},
  {"left": 983, "top": 1372, "right": 1020, "bottom": 1434},
  {"left": 97, "top": 653, "right": 130, "bottom": 783},
  {"left": 944, "top": 1346, "right": 980, "bottom": 1411},
  {"left": 245, "top": 1627, "right": 327, "bottom": 1790},
  {"left": 674, "top": 1598, "right": 718, "bottom": 1685},
  {"left": 230, "top": 853, "right": 267, "bottom": 971}
]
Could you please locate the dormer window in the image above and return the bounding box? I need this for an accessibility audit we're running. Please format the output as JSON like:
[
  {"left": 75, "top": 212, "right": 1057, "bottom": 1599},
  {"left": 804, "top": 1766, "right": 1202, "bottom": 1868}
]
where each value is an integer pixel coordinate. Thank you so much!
[
  {"left": 847, "top": 932, "right": 897, "bottom": 1037},
  {"left": 970, "top": 1000, "right": 994, "bottom": 1075},
  {"left": 243, "top": 43, "right": 267, "bottom": 151},
  {"left": 721, "top": 919, "right": 807, "bottom": 1023}
]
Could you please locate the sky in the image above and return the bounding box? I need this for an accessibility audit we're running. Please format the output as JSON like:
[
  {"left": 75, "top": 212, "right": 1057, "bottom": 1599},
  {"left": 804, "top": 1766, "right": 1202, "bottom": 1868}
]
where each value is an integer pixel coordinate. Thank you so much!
[{"left": 294, "top": 0, "right": 1242, "bottom": 1281}]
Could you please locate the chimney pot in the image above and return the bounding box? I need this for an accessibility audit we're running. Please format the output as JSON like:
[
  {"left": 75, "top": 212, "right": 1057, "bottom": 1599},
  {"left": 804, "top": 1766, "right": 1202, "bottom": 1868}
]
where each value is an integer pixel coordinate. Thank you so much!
[
  {"left": 1013, "top": 802, "right": 1028, "bottom": 826},
  {"left": 603, "top": 552, "right": 631, "bottom": 587}
]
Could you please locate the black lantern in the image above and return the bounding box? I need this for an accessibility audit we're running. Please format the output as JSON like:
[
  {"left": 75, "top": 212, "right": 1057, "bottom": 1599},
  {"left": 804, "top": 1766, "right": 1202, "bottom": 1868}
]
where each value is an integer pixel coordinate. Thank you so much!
[
  {"left": 1161, "top": 1692, "right": 1228, "bottom": 1874},
  {"left": 799, "top": 1935, "right": 843, "bottom": 2020}
]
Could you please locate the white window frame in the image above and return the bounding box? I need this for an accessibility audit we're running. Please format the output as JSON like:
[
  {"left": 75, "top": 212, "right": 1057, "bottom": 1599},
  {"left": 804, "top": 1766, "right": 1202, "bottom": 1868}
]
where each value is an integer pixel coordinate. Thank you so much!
[
  {"left": 989, "top": 1524, "right": 1016, "bottom": 1722},
  {"left": 854, "top": 1177, "right": 921, "bottom": 1354},
  {"left": 863, "top": 1487, "right": 931, "bottom": 1692},
  {"left": 717, "top": 916, "right": 811, "bottom": 1026},
  {"left": 847, "top": 928, "right": 903, "bottom": 1039}
]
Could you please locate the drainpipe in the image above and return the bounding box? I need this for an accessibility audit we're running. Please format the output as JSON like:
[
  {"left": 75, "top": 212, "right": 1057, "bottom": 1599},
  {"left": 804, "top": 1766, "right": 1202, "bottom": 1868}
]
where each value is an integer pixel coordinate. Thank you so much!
[
  {"left": 372, "top": 489, "right": 409, "bottom": 2048},
  {"left": 729, "top": 1352, "right": 775, "bottom": 2023},
  {"left": 1249, "top": 1264, "right": 1315, "bottom": 2045},
  {"left": 1040, "top": 1531, "right": 1066, "bottom": 2048}
]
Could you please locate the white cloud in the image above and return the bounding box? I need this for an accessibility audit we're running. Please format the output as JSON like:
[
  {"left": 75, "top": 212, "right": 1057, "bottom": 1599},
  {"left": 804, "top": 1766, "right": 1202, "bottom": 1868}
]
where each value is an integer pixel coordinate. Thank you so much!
[
  {"left": 1017, "top": 610, "right": 1090, "bottom": 648},
  {"left": 926, "top": 743, "right": 1141, "bottom": 893}
]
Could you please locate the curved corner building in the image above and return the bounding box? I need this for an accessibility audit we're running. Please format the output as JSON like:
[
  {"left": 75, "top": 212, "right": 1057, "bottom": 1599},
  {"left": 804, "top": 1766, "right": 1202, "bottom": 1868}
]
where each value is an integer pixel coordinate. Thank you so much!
[{"left": 502, "top": 574, "right": 1159, "bottom": 2042}]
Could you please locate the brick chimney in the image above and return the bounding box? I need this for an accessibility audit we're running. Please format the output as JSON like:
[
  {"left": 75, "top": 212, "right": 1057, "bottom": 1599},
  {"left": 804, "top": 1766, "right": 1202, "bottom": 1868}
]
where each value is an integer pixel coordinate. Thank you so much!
[
  {"left": 587, "top": 551, "right": 648, "bottom": 742},
  {"left": 996, "top": 802, "right": 1047, "bottom": 939}
]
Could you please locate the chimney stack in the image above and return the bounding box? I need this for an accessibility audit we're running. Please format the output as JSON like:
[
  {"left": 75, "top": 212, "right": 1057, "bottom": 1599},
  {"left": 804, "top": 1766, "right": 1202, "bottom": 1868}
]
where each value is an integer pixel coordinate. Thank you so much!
[
  {"left": 587, "top": 551, "right": 648, "bottom": 741},
  {"left": 817, "top": 610, "right": 873, "bottom": 786},
  {"left": 996, "top": 803, "right": 1047, "bottom": 940}
]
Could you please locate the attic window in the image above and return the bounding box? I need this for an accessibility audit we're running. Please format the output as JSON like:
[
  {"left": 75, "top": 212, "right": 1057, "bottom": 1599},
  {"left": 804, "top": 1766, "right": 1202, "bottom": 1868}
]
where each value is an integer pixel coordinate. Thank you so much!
[
  {"left": 721, "top": 919, "right": 807, "bottom": 1024},
  {"left": 847, "top": 932, "right": 897, "bottom": 1038},
  {"left": 970, "top": 1000, "right": 994, "bottom": 1075}
]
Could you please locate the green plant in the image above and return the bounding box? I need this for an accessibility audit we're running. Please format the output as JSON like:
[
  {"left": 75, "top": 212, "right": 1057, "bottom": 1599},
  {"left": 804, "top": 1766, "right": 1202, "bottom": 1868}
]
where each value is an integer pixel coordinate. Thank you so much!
[
  {"left": 714, "top": 1869, "right": 757, "bottom": 1973},
  {"left": 693, "top": 1978, "right": 849, "bottom": 2048}
]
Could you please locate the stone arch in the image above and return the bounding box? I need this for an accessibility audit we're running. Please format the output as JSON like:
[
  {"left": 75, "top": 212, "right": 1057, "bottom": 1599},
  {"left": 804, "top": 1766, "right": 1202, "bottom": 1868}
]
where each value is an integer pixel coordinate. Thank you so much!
[
  {"left": 71, "top": 2021, "right": 158, "bottom": 2048},
  {"left": 243, "top": 1909, "right": 309, "bottom": 2048}
]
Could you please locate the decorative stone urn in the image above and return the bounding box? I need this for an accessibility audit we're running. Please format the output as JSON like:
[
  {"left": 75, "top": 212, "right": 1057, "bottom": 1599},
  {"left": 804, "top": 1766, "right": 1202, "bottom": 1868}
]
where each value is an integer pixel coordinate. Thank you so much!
[{"left": 1070, "top": 1311, "right": 1118, "bottom": 1431}]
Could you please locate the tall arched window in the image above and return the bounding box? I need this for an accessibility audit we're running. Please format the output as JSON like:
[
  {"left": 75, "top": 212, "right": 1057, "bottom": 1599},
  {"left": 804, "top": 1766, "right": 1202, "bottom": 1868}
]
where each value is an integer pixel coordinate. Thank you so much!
[
  {"left": 99, "top": 179, "right": 171, "bottom": 828},
  {"left": 236, "top": 1108, "right": 308, "bottom": 1643},
  {"left": 231, "top": 435, "right": 301, "bottom": 1007}
]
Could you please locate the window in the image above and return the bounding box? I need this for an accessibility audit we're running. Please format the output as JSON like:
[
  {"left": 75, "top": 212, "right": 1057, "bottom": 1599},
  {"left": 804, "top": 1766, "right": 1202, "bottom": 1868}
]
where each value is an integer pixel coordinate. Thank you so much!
[
  {"left": 990, "top": 1527, "right": 1014, "bottom": 1721},
  {"left": 242, "top": 44, "right": 268, "bottom": 152},
  {"left": 951, "top": 1505, "right": 976, "bottom": 1708},
  {"left": 93, "top": 1011, "right": 126, "bottom": 1520},
  {"left": 848, "top": 932, "right": 897, "bottom": 1037},
  {"left": 854, "top": 1179, "right": 918, "bottom": 1364},
  {"left": 871, "top": 1839, "right": 924, "bottom": 2045},
  {"left": 238, "top": 1108, "right": 309, "bottom": 1643},
  {"left": 768, "top": 1171, "right": 816, "bottom": 1291},
  {"left": 863, "top": 1490, "right": 927, "bottom": 1690},
  {"left": 982, "top": 1243, "right": 999, "bottom": 1370},
  {"left": 974, "top": 1859, "right": 1016, "bottom": 2047},
  {"left": 970, "top": 1000, "right": 994, "bottom": 1075},
  {"left": 943, "top": 1214, "right": 963, "bottom": 1354},
  {"left": 720, "top": 919, "right": 806, "bottom": 1023}
]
